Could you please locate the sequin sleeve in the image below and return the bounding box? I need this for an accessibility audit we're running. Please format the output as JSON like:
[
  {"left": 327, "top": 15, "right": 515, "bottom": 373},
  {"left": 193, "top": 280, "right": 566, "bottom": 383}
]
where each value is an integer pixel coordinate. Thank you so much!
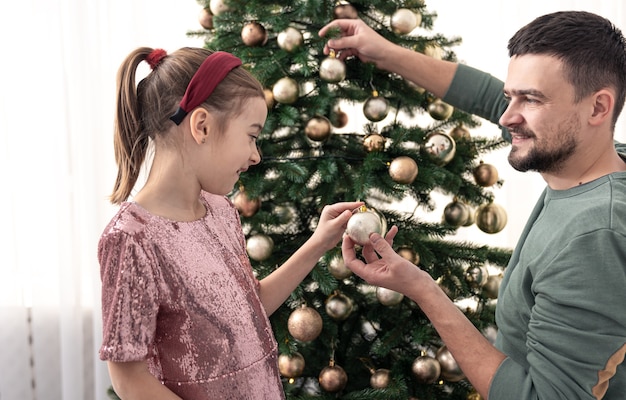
[{"left": 98, "top": 219, "right": 161, "bottom": 362}]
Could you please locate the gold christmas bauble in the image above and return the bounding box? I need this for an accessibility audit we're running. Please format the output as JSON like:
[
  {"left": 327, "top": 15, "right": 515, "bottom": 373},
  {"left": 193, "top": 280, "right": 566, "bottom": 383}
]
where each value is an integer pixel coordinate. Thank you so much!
[
  {"left": 465, "top": 265, "right": 489, "bottom": 289},
  {"left": 272, "top": 77, "right": 299, "bottom": 104},
  {"left": 398, "top": 246, "right": 420, "bottom": 264},
  {"left": 319, "top": 364, "right": 348, "bottom": 392},
  {"left": 427, "top": 99, "right": 454, "bottom": 120},
  {"left": 346, "top": 206, "right": 383, "bottom": 245},
  {"left": 232, "top": 189, "right": 261, "bottom": 218},
  {"left": 411, "top": 355, "right": 441, "bottom": 384},
  {"left": 473, "top": 161, "right": 499, "bottom": 187},
  {"left": 424, "top": 130, "right": 456, "bottom": 165},
  {"left": 209, "top": 0, "right": 229, "bottom": 15},
  {"left": 475, "top": 202, "right": 508, "bottom": 234},
  {"left": 483, "top": 274, "right": 502, "bottom": 299},
  {"left": 389, "top": 156, "right": 418, "bottom": 184},
  {"left": 198, "top": 8, "right": 213, "bottom": 30},
  {"left": 333, "top": 2, "right": 358, "bottom": 19},
  {"left": 288, "top": 305, "right": 323, "bottom": 342},
  {"left": 424, "top": 43, "right": 444, "bottom": 60},
  {"left": 246, "top": 233, "right": 274, "bottom": 261},
  {"left": 320, "top": 53, "right": 346, "bottom": 83},
  {"left": 449, "top": 124, "right": 471, "bottom": 141},
  {"left": 330, "top": 108, "right": 348, "bottom": 128},
  {"left": 436, "top": 345, "right": 465, "bottom": 382},
  {"left": 370, "top": 368, "right": 391, "bottom": 389},
  {"left": 263, "top": 88, "right": 274, "bottom": 109},
  {"left": 325, "top": 292, "right": 353, "bottom": 321},
  {"left": 363, "top": 133, "right": 385, "bottom": 152},
  {"left": 443, "top": 199, "right": 471, "bottom": 227},
  {"left": 376, "top": 286, "right": 404, "bottom": 306},
  {"left": 305, "top": 116, "right": 332, "bottom": 141},
  {"left": 363, "top": 93, "right": 390, "bottom": 122},
  {"left": 278, "top": 352, "right": 305, "bottom": 378},
  {"left": 328, "top": 255, "right": 353, "bottom": 280},
  {"left": 277, "top": 27, "right": 303, "bottom": 52},
  {"left": 390, "top": 8, "right": 421, "bottom": 35},
  {"left": 241, "top": 21, "right": 268, "bottom": 47}
]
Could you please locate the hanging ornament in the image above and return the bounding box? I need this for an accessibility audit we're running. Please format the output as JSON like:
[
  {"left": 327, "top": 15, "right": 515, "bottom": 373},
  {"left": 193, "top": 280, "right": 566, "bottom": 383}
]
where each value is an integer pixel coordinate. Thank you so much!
[
  {"left": 272, "top": 77, "right": 299, "bottom": 104},
  {"left": 370, "top": 368, "right": 391, "bottom": 389},
  {"left": 398, "top": 247, "right": 420, "bottom": 265},
  {"left": 232, "top": 188, "right": 261, "bottom": 218},
  {"left": 319, "top": 361, "right": 348, "bottom": 393},
  {"left": 246, "top": 233, "right": 274, "bottom": 261},
  {"left": 241, "top": 21, "right": 268, "bottom": 47},
  {"left": 333, "top": 1, "right": 358, "bottom": 19},
  {"left": 424, "top": 43, "right": 444, "bottom": 60},
  {"left": 198, "top": 8, "right": 213, "bottom": 30},
  {"left": 443, "top": 198, "right": 471, "bottom": 227},
  {"left": 325, "top": 291, "right": 353, "bottom": 321},
  {"left": 449, "top": 124, "right": 471, "bottom": 141},
  {"left": 411, "top": 354, "right": 441, "bottom": 384},
  {"left": 328, "top": 254, "right": 353, "bottom": 280},
  {"left": 346, "top": 205, "right": 384, "bottom": 245},
  {"left": 330, "top": 107, "right": 348, "bottom": 128},
  {"left": 465, "top": 265, "right": 489, "bottom": 290},
  {"left": 277, "top": 27, "right": 303, "bottom": 52},
  {"left": 288, "top": 304, "right": 323, "bottom": 342},
  {"left": 436, "top": 345, "right": 465, "bottom": 382},
  {"left": 363, "top": 132, "right": 385, "bottom": 152},
  {"left": 305, "top": 116, "right": 332, "bottom": 141},
  {"left": 390, "top": 8, "right": 421, "bottom": 35},
  {"left": 467, "top": 388, "right": 485, "bottom": 400},
  {"left": 363, "top": 90, "right": 390, "bottom": 122},
  {"left": 475, "top": 202, "right": 508, "bottom": 234},
  {"left": 428, "top": 99, "right": 454, "bottom": 120},
  {"left": 389, "top": 156, "right": 419, "bottom": 184},
  {"left": 424, "top": 130, "right": 456, "bottom": 165},
  {"left": 483, "top": 273, "right": 502, "bottom": 299},
  {"left": 263, "top": 88, "right": 274, "bottom": 109},
  {"left": 320, "top": 49, "right": 346, "bottom": 83},
  {"left": 463, "top": 205, "right": 476, "bottom": 227},
  {"left": 376, "top": 286, "right": 404, "bottom": 306},
  {"left": 209, "top": 0, "right": 229, "bottom": 15},
  {"left": 473, "top": 161, "right": 499, "bottom": 187},
  {"left": 361, "top": 320, "right": 379, "bottom": 341},
  {"left": 278, "top": 352, "right": 306, "bottom": 380}
]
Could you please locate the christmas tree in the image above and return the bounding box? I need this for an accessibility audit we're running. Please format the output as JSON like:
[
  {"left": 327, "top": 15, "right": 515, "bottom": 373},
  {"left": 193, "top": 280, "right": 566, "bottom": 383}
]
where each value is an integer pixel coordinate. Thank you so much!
[{"left": 191, "top": 1, "right": 513, "bottom": 399}]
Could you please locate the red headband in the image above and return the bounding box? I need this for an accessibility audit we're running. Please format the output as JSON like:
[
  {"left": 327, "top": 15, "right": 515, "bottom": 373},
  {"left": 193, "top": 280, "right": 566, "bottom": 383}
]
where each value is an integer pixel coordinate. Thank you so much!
[{"left": 170, "top": 51, "right": 242, "bottom": 125}]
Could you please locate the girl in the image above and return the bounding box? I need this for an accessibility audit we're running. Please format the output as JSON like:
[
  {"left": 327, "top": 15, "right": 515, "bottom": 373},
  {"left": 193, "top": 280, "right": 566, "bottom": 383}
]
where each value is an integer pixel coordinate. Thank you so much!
[{"left": 98, "top": 47, "right": 361, "bottom": 400}]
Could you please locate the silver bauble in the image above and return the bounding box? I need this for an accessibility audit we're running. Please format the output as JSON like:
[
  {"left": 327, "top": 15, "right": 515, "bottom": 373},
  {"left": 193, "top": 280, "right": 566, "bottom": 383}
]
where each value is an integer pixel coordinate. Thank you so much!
[
  {"left": 328, "top": 255, "right": 353, "bottom": 280},
  {"left": 320, "top": 54, "right": 346, "bottom": 83},
  {"left": 427, "top": 99, "right": 454, "bottom": 120},
  {"left": 436, "top": 345, "right": 465, "bottom": 382},
  {"left": 370, "top": 368, "right": 391, "bottom": 389},
  {"left": 272, "top": 77, "right": 299, "bottom": 104},
  {"left": 277, "top": 27, "right": 303, "bottom": 52},
  {"left": 305, "top": 116, "right": 332, "bottom": 141},
  {"left": 246, "top": 233, "right": 274, "bottom": 261},
  {"left": 363, "top": 94, "right": 390, "bottom": 122},
  {"left": 209, "top": 0, "right": 229, "bottom": 16},
  {"left": 346, "top": 207, "right": 383, "bottom": 245},
  {"left": 325, "top": 292, "right": 353, "bottom": 321},
  {"left": 390, "top": 9, "right": 421, "bottom": 35},
  {"left": 376, "top": 286, "right": 404, "bottom": 306},
  {"left": 424, "top": 130, "right": 456, "bottom": 165},
  {"left": 411, "top": 355, "right": 441, "bottom": 384}
]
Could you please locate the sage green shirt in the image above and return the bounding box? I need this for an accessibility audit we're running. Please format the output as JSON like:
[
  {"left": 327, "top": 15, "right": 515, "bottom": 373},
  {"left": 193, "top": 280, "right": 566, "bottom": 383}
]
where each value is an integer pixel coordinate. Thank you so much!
[{"left": 444, "top": 64, "right": 626, "bottom": 399}]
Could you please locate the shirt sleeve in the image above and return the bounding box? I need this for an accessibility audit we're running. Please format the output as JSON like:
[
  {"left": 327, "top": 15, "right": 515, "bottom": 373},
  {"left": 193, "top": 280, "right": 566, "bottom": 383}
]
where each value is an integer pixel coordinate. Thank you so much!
[
  {"left": 443, "top": 64, "right": 512, "bottom": 142},
  {"left": 98, "top": 228, "right": 161, "bottom": 362},
  {"left": 489, "top": 229, "right": 626, "bottom": 399}
]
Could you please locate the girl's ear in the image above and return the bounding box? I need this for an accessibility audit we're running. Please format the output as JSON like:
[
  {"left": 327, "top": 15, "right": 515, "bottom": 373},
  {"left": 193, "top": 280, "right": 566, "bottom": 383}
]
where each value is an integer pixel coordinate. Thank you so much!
[{"left": 189, "top": 108, "right": 211, "bottom": 144}]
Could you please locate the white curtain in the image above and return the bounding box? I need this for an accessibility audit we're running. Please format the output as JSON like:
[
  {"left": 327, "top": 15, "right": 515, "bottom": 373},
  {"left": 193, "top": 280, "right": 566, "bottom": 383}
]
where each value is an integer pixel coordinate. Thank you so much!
[{"left": 0, "top": 1, "right": 623, "bottom": 399}]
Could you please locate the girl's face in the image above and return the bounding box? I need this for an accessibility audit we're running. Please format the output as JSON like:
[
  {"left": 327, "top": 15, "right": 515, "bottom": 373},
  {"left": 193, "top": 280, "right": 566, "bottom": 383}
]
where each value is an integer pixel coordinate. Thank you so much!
[{"left": 201, "top": 96, "right": 267, "bottom": 195}]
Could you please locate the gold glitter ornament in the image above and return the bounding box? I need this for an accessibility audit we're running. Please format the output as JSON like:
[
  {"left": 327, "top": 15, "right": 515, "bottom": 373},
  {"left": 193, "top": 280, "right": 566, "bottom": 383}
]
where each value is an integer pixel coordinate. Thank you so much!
[
  {"left": 288, "top": 304, "right": 323, "bottom": 342},
  {"left": 277, "top": 27, "right": 303, "bottom": 52},
  {"left": 370, "top": 368, "right": 391, "bottom": 389},
  {"left": 319, "top": 362, "right": 348, "bottom": 392},
  {"left": 278, "top": 352, "right": 306, "bottom": 379},
  {"left": 246, "top": 233, "right": 274, "bottom": 261},
  {"left": 346, "top": 206, "right": 384, "bottom": 245},
  {"left": 363, "top": 91, "right": 390, "bottom": 122},
  {"left": 272, "top": 77, "right": 299, "bottom": 104},
  {"left": 320, "top": 50, "right": 346, "bottom": 83},
  {"left": 436, "top": 345, "right": 465, "bottom": 382},
  {"left": 390, "top": 8, "right": 421, "bottom": 35},
  {"left": 388, "top": 156, "right": 419, "bottom": 184},
  {"left": 411, "top": 354, "right": 441, "bottom": 384},
  {"left": 305, "top": 116, "right": 332, "bottom": 141}
]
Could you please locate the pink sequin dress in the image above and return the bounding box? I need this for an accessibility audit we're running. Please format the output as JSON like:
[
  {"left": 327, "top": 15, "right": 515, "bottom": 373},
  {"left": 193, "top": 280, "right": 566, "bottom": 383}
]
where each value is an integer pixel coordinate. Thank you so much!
[{"left": 98, "top": 191, "right": 285, "bottom": 399}]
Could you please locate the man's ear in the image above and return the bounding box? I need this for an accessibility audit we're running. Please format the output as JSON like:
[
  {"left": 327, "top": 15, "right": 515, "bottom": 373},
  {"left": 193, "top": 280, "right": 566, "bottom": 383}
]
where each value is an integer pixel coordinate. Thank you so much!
[
  {"left": 189, "top": 108, "right": 212, "bottom": 144},
  {"left": 589, "top": 89, "right": 614, "bottom": 127}
]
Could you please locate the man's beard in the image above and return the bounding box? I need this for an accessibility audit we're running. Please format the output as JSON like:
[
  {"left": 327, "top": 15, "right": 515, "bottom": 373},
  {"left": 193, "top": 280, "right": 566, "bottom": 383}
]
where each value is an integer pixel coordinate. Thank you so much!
[{"left": 507, "top": 117, "right": 579, "bottom": 173}]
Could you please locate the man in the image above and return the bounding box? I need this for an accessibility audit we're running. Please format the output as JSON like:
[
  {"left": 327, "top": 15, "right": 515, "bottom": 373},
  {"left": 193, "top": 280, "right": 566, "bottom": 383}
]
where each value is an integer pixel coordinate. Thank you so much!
[{"left": 320, "top": 11, "right": 626, "bottom": 399}]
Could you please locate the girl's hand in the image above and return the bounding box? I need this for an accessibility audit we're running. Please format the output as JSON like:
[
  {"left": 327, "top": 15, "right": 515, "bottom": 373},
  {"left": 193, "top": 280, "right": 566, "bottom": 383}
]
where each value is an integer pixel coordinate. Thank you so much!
[{"left": 311, "top": 201, "right": 364, "bottom": 250}]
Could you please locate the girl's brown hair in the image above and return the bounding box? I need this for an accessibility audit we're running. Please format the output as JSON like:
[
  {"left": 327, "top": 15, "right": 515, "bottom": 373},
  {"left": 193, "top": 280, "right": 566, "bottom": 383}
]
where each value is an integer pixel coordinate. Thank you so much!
[{"left": 110, "top": 47, "right": 264, "bottom": 204}]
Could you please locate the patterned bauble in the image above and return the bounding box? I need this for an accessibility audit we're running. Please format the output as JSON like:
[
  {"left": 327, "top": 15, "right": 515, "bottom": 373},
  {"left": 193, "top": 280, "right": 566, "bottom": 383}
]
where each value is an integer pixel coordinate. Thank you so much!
[
  {"left": 319, "top": 363, "right": 348, "bottom": 392},
  {"left": 389, "top": 156, "right": 418, "bottom": 184},
  {"left": 272, "top": 77, "right": 299, "bottom": 104},
  {"left": 363, "top": 92, "right": 390, "bottom": 122},
  {"left": 436, "top": 345, "right": 465, "bottom": 382},
  {"left": 424, "top": 130, "right": 456, "bottom": 166},
  {"left": 325, "top": 292, "right": 353, "bottom": 321},
  {"left": 277, "top": 27, "right": 303, "bottom": 52},
  {"left": 411, "top": 355, "right": 441, "bottom": 384},
  {"left": 246, "top": 233, "right": 273, "bottom": 261},
  {"left": 320, "top": 50, "right": 346, "bottom": 83},
  {"left": 305, "top": 116, "right": 332, "bottom": 141},
  {"left": 475, "top": 202, "right": 508, "bottom": 234},
  {"left": 473, "top": 161, "right": 499, "bottom": 187},
  {"left": 390, "top": 8, "right": 421, "bottom": 35},
  {"left": 241, "top": 21, "right": 268, "bottom": 47},
  {"left": 278, "top": 352, "right": 305, "bottom": 379},
  {"left": 288, "top": 304, "right": 323, "bottom": 342},
  {"left": 370, "top": 368, "right": 391, "bottom": 389}
]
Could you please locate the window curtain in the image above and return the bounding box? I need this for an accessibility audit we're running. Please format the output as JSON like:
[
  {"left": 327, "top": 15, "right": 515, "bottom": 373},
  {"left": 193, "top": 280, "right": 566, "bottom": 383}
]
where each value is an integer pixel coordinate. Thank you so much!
[{"left": 0, "top": 1, "right": 623, "bottom": 400}]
